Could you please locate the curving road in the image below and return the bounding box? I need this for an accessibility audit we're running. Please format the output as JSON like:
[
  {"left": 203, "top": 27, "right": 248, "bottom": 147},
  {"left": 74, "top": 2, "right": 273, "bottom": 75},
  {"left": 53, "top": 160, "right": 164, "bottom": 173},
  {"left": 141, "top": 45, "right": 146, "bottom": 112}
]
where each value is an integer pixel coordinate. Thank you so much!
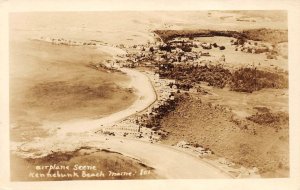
[
  {"left": 95, "top": 136, "right": 231, "bottom": 179},
  {"left": 14, "top": 44, "right": 232, "bottom": 179},
  {"left": 15, "top": 133, "right": 231, "bottom": 179},
  {"left": 48, "top": 67, "right": 156, "bottom": 137}
]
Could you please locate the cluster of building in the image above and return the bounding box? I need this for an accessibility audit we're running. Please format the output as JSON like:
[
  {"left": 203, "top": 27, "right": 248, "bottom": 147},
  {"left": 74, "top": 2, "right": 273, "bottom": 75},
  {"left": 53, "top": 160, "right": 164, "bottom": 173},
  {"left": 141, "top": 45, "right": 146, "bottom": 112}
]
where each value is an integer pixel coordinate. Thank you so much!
[
  {"left": 98, "top": 70, "right": 177, "bottom": 142},
  {"left": 32, "top": 35, "right": 230, "bottom": 143},
  {"left": 231, "top": 39, "right": 275, "bottom": 55},
  {"left": 100, "top": 38, "right": 230, "bottom": 140},
  {"left": 35, "top": 36, "right": 103, "bottom": 46},
  {"left": 123, "top": 37, "right": 227, "bottom": 68},
  {"left": 98, "top": 118, "right": 160, "bottom": 142},
  {"left": 175, "top": 141, "right": 213, "bottom": 157}
]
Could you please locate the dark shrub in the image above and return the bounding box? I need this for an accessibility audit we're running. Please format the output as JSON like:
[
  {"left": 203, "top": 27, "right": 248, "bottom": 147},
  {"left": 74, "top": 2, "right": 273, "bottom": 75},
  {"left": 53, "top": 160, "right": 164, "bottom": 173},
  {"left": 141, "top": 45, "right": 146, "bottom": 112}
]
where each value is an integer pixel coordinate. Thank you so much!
[
  {"left": 230, "top": 67, "right": 288, "bottom": 93},
  {"left": 219, "top": 46, "right": 225, "bottom": 50}
]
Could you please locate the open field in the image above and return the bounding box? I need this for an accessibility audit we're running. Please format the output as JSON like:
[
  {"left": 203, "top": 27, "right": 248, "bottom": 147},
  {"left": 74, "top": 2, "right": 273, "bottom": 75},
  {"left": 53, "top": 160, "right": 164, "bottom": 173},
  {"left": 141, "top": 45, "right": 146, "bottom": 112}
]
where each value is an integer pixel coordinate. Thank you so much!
[
  {"left": 159, "top": 93, "right": 289, "bottom": 178},
  {"left": 198, "top": 84, "right": 288, "bottom": 118}
]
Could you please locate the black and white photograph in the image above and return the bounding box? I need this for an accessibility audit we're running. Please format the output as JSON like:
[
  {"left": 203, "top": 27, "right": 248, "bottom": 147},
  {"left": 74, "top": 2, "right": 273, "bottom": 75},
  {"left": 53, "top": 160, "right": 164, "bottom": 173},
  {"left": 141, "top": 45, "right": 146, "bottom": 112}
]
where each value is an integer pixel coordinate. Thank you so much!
[{"left": 1, "top": 1, "right": 300, "bottom": 190}]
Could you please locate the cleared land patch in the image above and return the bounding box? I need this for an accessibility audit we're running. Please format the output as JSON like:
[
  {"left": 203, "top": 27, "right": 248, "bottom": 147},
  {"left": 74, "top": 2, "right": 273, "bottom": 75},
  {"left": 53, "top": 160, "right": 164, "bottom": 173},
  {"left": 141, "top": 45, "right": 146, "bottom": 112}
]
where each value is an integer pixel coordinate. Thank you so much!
[{"left": 159, "top": 94, "right": 289, "bottom": 178}]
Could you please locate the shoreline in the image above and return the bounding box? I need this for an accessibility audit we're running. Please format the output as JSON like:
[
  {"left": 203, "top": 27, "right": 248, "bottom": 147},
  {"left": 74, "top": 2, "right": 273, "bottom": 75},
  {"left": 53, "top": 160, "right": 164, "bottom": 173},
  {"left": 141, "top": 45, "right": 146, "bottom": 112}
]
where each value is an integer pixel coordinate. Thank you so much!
[
  {"left": 11, "top": 44, "right": 232, "bottom": 179},
  {"left": 10, "top": 42, "right": 257, "bottom": 180},
  {"left": 11, "top": 134, "right": 231, "bottom": 179},
  {"left": 47, "top": 66, "right": 157, "bottom": 136}
]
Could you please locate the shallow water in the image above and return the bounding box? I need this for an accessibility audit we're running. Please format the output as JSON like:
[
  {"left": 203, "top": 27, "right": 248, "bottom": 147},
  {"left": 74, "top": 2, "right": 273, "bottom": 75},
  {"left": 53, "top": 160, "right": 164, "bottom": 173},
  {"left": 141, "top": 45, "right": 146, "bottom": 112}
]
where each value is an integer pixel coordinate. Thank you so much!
[{"left": 9, "top": 40, "right": 136, "bottom": 142}]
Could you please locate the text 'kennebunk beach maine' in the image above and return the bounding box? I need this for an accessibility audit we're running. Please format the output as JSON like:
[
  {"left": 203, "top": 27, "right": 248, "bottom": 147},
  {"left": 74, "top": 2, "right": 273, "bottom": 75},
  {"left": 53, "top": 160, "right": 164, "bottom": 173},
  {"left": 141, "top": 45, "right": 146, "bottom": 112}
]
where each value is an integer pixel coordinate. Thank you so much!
[{"left": 28, "top": 164, "right": 151, "bottom": 179}]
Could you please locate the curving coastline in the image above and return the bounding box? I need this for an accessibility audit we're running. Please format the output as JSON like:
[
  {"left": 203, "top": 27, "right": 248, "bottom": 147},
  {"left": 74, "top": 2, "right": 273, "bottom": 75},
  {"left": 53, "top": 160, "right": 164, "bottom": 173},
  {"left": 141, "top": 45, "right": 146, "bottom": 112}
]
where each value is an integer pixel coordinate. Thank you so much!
[
  {"left": 50, "top": 67, "right": 157, "bottom": 136},
  {"left": 11, "top": 44, "right": 232, "bottom": 179}
]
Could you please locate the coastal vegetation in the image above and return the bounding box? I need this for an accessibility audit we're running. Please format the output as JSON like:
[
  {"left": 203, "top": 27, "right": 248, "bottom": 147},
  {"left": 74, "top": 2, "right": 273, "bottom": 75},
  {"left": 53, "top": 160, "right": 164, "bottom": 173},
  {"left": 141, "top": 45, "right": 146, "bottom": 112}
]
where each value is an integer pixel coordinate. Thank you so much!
[
  {"left": 154, "top": 28, "right": 288, "bottom": 44},
  {"left": 158, "top": 64, "right": 288, "bottom": 93}
]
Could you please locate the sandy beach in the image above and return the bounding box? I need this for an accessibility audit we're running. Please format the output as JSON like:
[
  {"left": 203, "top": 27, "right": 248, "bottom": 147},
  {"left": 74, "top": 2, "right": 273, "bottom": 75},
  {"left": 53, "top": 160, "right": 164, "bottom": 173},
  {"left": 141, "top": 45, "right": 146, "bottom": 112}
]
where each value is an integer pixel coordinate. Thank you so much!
[{"left": 45, "top": 66, "right": 156, "bottom": 136}]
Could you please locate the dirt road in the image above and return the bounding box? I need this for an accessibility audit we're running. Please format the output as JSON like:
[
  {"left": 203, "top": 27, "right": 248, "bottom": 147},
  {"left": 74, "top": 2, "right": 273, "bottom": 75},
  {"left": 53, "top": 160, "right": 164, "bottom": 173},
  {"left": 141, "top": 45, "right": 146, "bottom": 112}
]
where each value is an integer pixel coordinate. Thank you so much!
[
  {"left": 98, "top": 136, "right": 232, "bottom": 178},
  {"left": 14, "top": 133, "right": 231, "bottom": 179}
]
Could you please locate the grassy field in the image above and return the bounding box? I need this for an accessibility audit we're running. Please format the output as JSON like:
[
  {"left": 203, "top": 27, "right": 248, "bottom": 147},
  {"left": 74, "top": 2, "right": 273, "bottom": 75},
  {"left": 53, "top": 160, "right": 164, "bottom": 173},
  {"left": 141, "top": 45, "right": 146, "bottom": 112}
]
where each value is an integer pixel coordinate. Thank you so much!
[
  {"left": 160, "top": 94, "right": 289, "bottom": 178},
  {"left": 10, "top": 40, "right": 136, "bottom": 142}
]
